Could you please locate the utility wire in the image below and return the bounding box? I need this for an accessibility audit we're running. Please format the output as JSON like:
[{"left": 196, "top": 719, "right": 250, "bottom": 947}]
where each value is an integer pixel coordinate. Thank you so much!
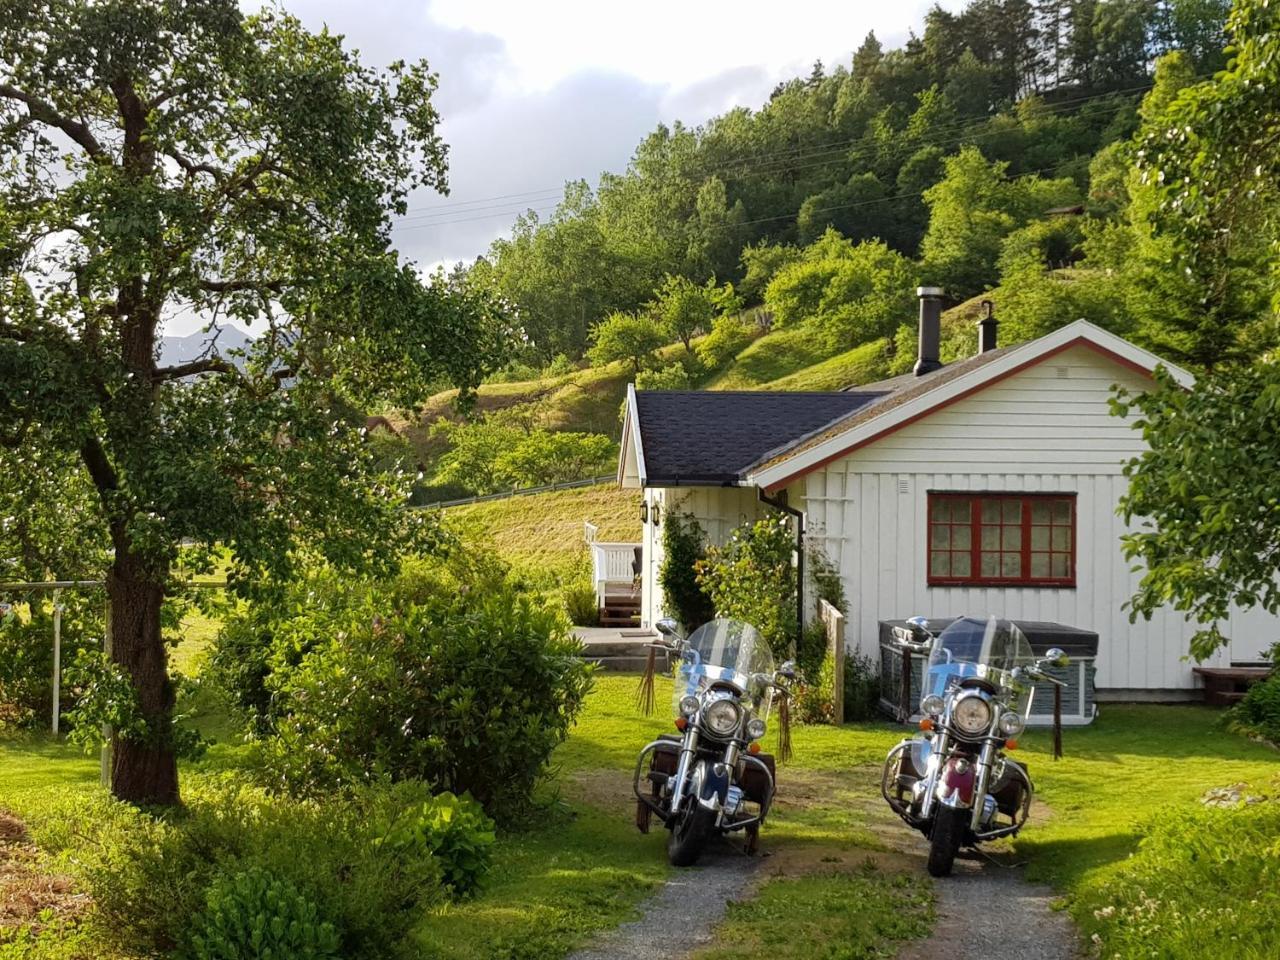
[
  {"left": 393, "top": 78, "right": 1173, "bottom": 225},
  {"left": 391, "top": 94, "right": 1138, "bottom": 233}
]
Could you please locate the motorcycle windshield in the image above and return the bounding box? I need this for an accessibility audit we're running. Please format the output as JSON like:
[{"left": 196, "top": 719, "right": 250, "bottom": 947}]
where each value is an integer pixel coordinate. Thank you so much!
[
  {"left": 673, "top": 618, "right": 776, "bottom": 719},
  {"left": 924, "top": 616, "right": 1036, "bottom": 712}
]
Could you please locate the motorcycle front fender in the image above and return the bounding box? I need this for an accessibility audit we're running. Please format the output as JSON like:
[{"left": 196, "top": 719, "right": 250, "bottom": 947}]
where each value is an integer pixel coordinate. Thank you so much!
[
  {"left": 693, "top": 759, "right": 730, "bottom": 812},
  {"left": 936, "top": 756, "right": 976, "bottom": 807}
]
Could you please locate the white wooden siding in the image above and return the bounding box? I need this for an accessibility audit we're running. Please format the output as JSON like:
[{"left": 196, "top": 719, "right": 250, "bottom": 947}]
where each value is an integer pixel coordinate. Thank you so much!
[
  {"left": 641, "top": 486, "right": 768, "bottom": 627},
  {"left": 802, "top": 344, "right": 1280, "bottom": 692}
]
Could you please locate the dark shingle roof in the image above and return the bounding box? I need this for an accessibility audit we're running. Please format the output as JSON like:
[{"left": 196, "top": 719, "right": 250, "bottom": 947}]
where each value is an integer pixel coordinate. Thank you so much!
[{"left": 634, "top": 390, "right": 886, "bottom": 485}]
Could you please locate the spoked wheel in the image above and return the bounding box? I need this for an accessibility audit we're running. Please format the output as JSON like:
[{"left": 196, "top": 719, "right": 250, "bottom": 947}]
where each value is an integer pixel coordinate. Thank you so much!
[
  {"left": 927, "top": 805, "right": 968, "bottom": 877},
  {"left": 667, "top": 804, "right": 715, "bottom": 867}
]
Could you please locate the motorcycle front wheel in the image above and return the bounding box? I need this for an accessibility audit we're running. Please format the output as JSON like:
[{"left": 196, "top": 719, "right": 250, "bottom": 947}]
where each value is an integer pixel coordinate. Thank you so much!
[
  {"left": 667, "top": 803, "right": 716, "bottom": 866},
  {"left": 927, "top": 805, "right": 968, "bottom": 877}
]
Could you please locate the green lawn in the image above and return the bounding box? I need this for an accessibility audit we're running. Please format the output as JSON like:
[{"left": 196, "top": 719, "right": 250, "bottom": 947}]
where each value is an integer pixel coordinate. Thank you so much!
[{"left": 3, "top": 676, "right": 1277, "bottom": 960}]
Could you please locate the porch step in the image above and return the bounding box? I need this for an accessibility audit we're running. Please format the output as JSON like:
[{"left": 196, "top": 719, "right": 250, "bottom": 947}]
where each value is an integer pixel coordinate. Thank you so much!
[{"left": 600, "top": 616, "right": 641, "bottom": 628}]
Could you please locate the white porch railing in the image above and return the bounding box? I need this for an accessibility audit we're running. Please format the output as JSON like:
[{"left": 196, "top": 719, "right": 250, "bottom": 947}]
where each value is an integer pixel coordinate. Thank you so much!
[{"left": 589, "top": 541, "right": 640, "bottom": 607}]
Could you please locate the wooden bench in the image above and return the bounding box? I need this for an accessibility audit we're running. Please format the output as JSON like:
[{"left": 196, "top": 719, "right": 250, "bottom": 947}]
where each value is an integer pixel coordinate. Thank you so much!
[{"left": 1192, "top": 666, "right": 1272, "bottom": 706}]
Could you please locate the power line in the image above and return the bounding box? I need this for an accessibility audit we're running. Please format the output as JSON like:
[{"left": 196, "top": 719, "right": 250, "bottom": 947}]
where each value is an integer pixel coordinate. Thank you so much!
[
  {"left": 391, "top": 94, "right": 1139, "bottom": 233},
  {"left": 392, "top": 78, "right": 1168, "bottom": 226}
]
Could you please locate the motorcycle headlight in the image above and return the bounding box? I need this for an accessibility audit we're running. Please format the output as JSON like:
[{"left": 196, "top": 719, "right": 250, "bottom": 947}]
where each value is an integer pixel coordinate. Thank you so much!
[
  {"left": 998, "top": 710, "right": 1025, "bottom": 737},
  {"left": 921, "top": 694, "right": 945, "bottom": 717},
  {"left": 679, "top": 695, "right": 700, "bottom": 717},
  {"left": 746, "top": 717, "right": 766, "bottom": 741},
  {"left": 951, "top": 694, "right": 993, "bottom": 736},
  {"left": 703, "top": 698, "right": 743, "bottom": 737}
]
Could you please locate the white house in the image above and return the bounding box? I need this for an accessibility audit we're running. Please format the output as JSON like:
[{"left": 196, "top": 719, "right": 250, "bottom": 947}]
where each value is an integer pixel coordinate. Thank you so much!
[{"left": 618, "top": 289, "right": 1279, "bottom": 701}]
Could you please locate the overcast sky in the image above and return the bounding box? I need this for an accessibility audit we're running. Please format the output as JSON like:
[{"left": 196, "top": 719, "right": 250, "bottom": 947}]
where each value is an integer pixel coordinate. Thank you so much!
[{"left": 194, "top": 1, "right": 961, "bottom": 336}]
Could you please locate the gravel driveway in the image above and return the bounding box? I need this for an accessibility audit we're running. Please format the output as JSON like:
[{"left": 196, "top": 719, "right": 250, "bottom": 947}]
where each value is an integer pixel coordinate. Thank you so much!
[
  {"left": 896, "top": 851, "right": 1080, "bottom": 960},
  {"left": 566, "top": 837, "right": 759, "bottom": 960}
]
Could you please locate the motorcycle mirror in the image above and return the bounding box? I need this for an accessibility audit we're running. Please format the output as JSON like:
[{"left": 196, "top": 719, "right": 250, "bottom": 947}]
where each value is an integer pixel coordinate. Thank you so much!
[
  {"left": 906, "top": 615, "right": 930, "bottom": 634},
  {"left": 655, "top": 618, "right": 681, "bottom": 640},
  {"left": 777, "top": 660, "right": 798, "bottom": 681},
  {"left": 1044, "top": 647, "right": 1070, "bottom": 669}
]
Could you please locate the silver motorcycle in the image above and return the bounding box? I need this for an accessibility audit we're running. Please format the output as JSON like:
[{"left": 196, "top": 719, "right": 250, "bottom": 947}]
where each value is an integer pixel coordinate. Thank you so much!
[
  {"left": 633, "top": 617, "right": 794, "bottom": 866},
  {"left": 881, "top": 615, "right": 1068, "bottom": 876}
]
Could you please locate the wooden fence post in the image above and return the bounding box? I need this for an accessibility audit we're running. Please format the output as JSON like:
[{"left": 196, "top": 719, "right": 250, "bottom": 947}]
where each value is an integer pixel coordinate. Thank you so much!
[
  {"left": 819, "top": 600, "right": 844, "bottom": 724},
  {"left": 51, "top": 591, "right": 62, "bottom": 735}
]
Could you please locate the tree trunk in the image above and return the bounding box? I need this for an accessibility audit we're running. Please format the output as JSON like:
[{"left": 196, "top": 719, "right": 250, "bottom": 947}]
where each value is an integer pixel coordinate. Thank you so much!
[{"left": 106, "top": 554, "right": 179, "bottom": 806}]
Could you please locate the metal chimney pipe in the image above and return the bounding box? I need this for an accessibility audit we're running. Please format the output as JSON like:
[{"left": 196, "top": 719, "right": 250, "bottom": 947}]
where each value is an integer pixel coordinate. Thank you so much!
[
  {"left": 977, "top": 299, "right": 998, "bottom": 354},
  {"left": 914, "top": 286, "right": 945, "bottom": 376}
]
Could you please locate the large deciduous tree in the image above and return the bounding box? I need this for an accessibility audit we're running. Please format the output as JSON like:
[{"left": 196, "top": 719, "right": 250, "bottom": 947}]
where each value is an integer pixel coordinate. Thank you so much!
[
  {"left": 1115, "top": 0, "right": 1280, "bottom": 658},
  {"left": 0, "top": 1, "right": 507, "bottom": 804}
]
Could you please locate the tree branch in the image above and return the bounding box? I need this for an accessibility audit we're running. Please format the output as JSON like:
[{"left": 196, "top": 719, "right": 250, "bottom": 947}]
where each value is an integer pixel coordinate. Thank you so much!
[
  {"left": 153, "top": 356, "right": 237, "bottom": 381},
  {"left": 0, "top": 83, "right": 105, "bottom": 159},
  {"left": 80, "top": 436, "right": 119, "bottom": 494},
  {"left": 199, "top": 277, "right": 283, "bottom": 294},
  {"left": 165, "top": 147, "right": 224, "bottom": 181}
]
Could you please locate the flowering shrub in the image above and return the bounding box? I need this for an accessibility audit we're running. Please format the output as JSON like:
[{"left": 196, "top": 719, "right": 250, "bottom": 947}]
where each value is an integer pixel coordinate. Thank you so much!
[{"left": 696, "top": 516, "right": 797, "bottom": 659}]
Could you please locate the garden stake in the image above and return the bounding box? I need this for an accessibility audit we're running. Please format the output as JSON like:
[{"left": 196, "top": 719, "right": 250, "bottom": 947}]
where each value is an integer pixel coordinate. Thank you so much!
[
  {"left": 1053, "top": 682, "right": 1063, "bottom": 760},
  {"left": 636, "top": 645, "right": 657, "bottom": 716},
  {"left": 777, "top": 693, "right": 793, "bottom": 763}
]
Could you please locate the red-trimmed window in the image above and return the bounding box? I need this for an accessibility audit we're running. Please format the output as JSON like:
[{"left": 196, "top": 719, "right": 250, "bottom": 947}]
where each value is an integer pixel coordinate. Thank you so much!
[{"left": 928, "top": 493, "right": 1076, "bottom": 587}]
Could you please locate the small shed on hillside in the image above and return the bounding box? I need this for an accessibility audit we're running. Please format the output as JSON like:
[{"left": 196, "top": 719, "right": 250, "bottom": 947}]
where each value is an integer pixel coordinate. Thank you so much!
[{"left": 617, "top": 289, "right": 1280, "bottom": 702}]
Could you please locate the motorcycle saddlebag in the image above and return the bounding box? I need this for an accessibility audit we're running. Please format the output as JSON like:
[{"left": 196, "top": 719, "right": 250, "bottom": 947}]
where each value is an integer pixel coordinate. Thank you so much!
[
  {"left": 648, "top": 735, "right": 681, "bottom": 778},
  {"left": 991, "top": 759, "right": 1030, "bottom": 817},
  {"left": 740, "top": 753, "right": 776, "bottom": 805}
]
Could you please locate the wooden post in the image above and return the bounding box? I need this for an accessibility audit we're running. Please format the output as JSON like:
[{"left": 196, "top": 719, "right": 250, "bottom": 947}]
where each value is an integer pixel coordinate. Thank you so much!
[
  {"left": 819, "top": 600, "right": 844, "bottom": 724},
  {"left": 1053, "top": 682, "right": 1063, "bottom": 760},
  {"left": 51, "top": 591, "right": 62, "bottom": 735},
  {"left": 100, "top": 598, "right": 111, "bottom": 788}
]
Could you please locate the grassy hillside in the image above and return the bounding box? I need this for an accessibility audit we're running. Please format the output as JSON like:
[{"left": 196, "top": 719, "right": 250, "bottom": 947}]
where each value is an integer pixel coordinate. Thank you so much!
[
  {"left": 443, "top": 482, "right": 641, "bottom": 581},
  {"left": 704, "top": 326, "right": 836, "bottom": 390},
  {"left": 760, "top": 338, "right": 894, "bottom": 391}
]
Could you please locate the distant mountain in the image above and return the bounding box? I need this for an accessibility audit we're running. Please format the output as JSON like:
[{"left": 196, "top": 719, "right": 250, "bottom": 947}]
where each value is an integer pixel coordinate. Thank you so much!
[{"left": 159, "top": 325, "right": 254, "bottom": 370}]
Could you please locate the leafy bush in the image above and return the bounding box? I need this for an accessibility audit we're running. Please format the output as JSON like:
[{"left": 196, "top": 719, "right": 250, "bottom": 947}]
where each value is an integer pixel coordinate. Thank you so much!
[
  {"left": 29, "top": 780, "right": 446, "bottom": 960},
  {"left": 0, "top": 596, "right": 102, "bottom": 730},
  {"left": 377, "top": 792, "right": 495, "bottom": 897},
  {"left": 695, "top": 313, "right": 755, "bottom": 369},
  {"left": 428, "top": 415, "right": 616, "bottom": 495},
  {"left": 1228, "top": 670, "right": 1280, "bottom": 743},
  {"left": 842, "top": 652, "right": 880, "bottom": 722},
  {"left": 187, "top": 866, "right": 340, "bottom": 960},
  {"left": 696, "top": 516, "right": 797, "bottom": 659},
  {"left": 562, "top": 577, "right": 600, "bottom": 627},
  {"left": 793, "top": 639, "right": 837, "bottom": 725},
  {"left": 250, "top": 564, "right": 592, "bottom": 819},
  {"left": 1074, "top": 796, "right": 1280, "bottom": 959},
  {"left": 635, "top": 361, "right": 696, "bottom": 391},
  {"left": 659, "top": 512, "right": 714, "bottom": 631}
]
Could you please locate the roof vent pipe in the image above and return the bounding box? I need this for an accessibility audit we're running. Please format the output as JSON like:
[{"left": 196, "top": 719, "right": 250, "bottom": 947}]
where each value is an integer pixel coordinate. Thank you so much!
[
  {"left": 914, "top": 286, "right": 945, "bottom": 376},
  {"left": 977, "top": 299, "right": 998, "bottom": 354}
]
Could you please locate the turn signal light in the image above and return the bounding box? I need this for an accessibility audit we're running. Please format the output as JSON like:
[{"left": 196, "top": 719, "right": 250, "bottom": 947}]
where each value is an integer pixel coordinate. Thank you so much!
[
  {"left": 748, "top": 742, "right": 761, "bottom": 755},
  {"left": 919, "top": 717, "right": 934, "bottom": 732},
  {"left": 675, "top": 717, "right": 688, "bottom": 731},
  {"left": 1005, "top": 738, "right": 1018, "bottom": 750}
]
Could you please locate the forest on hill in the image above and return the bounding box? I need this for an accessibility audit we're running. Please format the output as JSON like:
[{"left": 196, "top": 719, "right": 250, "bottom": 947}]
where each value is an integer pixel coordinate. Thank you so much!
[
  {"left": 397, "top": 0, "right": 1277, "bottom": 503},
  {"left": 463, "top": 0, "right": 1232, "bottom": 361}
]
